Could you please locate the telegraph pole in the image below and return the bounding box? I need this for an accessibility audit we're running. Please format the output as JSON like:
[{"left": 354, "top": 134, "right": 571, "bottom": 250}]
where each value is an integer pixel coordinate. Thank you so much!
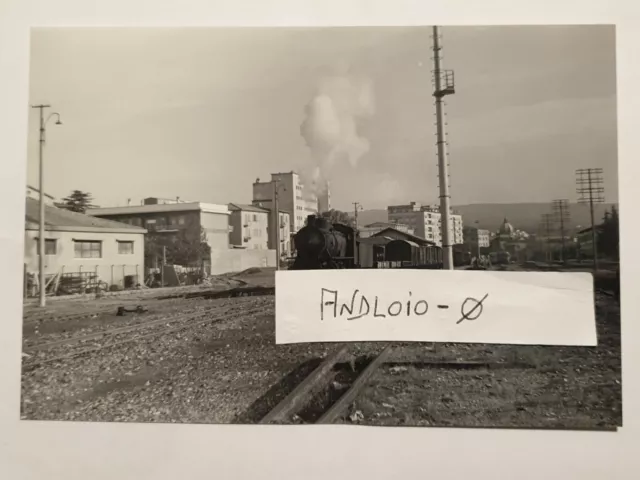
[
  {"left": 432, "top": 26, "right": 456, "bottom": 270},
  {"left": 474, "top": 220, "right": 481, "bottom": 262},
  {"left": 576, "top": 168, "right": 605, "bottom": 272},
  {"left": 161, "top": 245, "right": 166, "bottom": 287},
  {"left": 273, "top": 179, "right": 281, "bottom": 270},
  {"left": 551, "top": 200, "right": 570, "bottom": 263},
  {"left": 540, "top": 213, "right": 554, "bottom": 262},
  {"left": 352, "top": 202, "right": 362, "bottom": 267},
  {"left": 31, "top": 104, "right": 62, "bottom": 307}
]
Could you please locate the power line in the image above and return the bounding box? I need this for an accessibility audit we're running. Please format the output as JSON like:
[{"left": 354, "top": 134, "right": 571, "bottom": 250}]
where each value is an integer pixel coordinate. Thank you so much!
[
  {"left": 576, "top": 168, "right": 605, "bottom": 272},
  {"left": 551, "top": 199, "right": 571, "bottom": 263}
]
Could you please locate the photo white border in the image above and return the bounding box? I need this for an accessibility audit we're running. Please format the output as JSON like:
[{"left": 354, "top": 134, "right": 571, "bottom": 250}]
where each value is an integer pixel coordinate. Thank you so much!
[{"left": 1, "top": 1, "right": 637, "bottom": 478}]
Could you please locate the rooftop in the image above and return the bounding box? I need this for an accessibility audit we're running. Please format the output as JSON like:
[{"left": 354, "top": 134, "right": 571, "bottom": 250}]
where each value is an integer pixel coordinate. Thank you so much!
[
  {"left": 372, "top": 227, "right": 437, "bottom": 246},
  {"left": 364, "top": 221, "right": 409, "bottom": 228},
  {"left": 25, "top": 197, "right": 146, "bottom": 234},
  {"left": 26, "top": 185, "right": 55, "bottom": 200},
  {"left": 228, "top": 203, "right": 270, "bottom": 214},
  {"left": 87, "top": 202, "right": 229, "bottom": 216}
]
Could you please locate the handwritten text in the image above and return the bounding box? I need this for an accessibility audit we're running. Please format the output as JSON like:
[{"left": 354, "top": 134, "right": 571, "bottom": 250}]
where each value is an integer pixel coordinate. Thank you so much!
[{"left": 320, "top": 288, "right": 488, "bottom": 324}]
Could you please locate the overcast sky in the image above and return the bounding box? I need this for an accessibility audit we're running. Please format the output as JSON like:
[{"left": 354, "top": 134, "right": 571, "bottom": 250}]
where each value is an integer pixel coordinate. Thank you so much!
[{"left": 26, "top": 25, "right": 618, "bottom": 211}]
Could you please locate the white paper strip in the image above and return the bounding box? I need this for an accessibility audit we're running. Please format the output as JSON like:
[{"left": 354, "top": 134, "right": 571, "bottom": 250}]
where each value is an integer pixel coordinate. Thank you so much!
[{"left": 275, "top": 269, "right": 597, "bottom": 346}]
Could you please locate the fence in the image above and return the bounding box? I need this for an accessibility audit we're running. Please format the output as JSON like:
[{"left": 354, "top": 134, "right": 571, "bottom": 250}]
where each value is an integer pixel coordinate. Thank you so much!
[{"left": 23, "top": 263, "right": 144, "bottom": 298}]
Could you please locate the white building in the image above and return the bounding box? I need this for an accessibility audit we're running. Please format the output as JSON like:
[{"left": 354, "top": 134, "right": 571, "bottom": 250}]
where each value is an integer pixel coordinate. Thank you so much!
[
  {"left": 387, "top": 201, "right": 463, "bottom": 246},
  {"left": 252, "top": 171, "right": 320, "bottom": 234},
  {"left": 227, "top": 203, "right": 291, "bottom": 258},
  {"left": 317, "top": 181, "right": 331, "bottom": 213},
  {"left": 24, "top": 197, "right": 146, "bottom": 292},
  {"left": 89, "top": 197, "right": 277, "bottom": 274}
]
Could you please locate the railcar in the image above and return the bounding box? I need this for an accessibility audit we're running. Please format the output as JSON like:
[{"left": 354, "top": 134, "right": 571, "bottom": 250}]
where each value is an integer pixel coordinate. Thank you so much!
[{"left": 378, "top": 239, "right": 443, "bottom": 269}]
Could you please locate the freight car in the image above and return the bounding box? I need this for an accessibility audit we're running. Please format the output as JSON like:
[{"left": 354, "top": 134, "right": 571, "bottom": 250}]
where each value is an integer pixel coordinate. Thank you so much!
[
  {"left": 289, "top": 214, "right": 358, "bottom": 270},
  {"left": 377, "top": 239, "right": 443, "bottom": 269}
]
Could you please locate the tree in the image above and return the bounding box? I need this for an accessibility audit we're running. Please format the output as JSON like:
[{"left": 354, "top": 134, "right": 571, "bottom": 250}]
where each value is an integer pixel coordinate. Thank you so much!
[
  {"left": 57, "top": 190, "right": 97, "bottom": 213},
  {"left": 145, "top": 226, "right": 211, "bottom": 268},
  {"left": 319, "top": 209, "right": 355, "bottom": 227}
]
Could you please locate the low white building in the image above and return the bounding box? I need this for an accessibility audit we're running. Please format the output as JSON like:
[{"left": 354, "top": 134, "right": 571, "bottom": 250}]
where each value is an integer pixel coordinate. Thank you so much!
[{"left": 24, "top": 197, "right": 146, "bottom": 293}]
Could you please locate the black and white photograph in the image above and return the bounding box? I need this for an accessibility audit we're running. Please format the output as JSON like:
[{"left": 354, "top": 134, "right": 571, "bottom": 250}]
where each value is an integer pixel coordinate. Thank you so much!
[{"left": 20, "top": 25, "right": 621, "bottom": 430}]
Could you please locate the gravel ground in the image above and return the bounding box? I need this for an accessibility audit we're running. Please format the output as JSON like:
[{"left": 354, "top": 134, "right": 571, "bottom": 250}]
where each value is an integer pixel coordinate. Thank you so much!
[
  {"left": 22, "top": 297, "right": 227, "bottom": 348},
  {"left": 21, "top": 290, "right": 378, "bottom": 424},
  {"left": 340, "top": 292, "right": 622, "bottom": 430},
  {"left": 21, "top": 267, "right": 621, "bottom": 430},
  {"left": 22, "top": 273, "right": 244, "bottom": 321}
]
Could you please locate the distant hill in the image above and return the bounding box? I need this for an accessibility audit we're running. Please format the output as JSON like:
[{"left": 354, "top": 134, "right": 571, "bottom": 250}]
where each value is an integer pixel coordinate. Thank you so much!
[{"left": 355, "top": 202, "right": 617, "bottom": 234}]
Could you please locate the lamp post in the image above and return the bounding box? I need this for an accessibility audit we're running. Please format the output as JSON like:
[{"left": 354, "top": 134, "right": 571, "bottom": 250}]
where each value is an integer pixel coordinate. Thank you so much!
[{"left": 31, "top": 104, "right": 62, "bottom": 307}]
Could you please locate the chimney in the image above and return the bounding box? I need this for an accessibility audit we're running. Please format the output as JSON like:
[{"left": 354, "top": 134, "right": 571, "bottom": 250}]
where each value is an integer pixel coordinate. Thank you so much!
[{"left": 127, "top": 198, "right": 131, "bottom": 206}]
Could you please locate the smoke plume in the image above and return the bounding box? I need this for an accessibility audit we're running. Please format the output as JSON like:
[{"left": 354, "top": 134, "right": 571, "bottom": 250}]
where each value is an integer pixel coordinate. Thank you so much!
[{"left": 299, "top": 72, "right": 375, "bottom": 196}]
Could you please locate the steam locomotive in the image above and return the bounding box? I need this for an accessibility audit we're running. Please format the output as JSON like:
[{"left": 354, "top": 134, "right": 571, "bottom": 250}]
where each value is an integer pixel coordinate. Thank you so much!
[
  {"left": 290, "top": 215, "right": 357, "bottom": 270},
  {"left": 289, "top": 214, "right": 443, "bottom": 270}
]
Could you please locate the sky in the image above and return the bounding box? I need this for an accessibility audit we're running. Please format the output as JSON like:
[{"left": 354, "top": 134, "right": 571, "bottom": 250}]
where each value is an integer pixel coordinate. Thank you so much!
[{"left": 26, "top": 25, "right": 618, "bottom": 211}]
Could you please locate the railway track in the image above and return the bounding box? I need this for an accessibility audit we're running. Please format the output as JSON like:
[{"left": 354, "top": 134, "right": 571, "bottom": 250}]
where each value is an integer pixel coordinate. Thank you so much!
[
  {"left": 22, "top": 283, "right": 272, "bottom": 324},
  {"left": 22, "top": 304, "right": 269, "bottom": 371},
  {"left": 259, "top": 344, "right": 393, "bottom": 425},
  {"left": 23, "top": 301, "right": 249, "bottom": 352}
]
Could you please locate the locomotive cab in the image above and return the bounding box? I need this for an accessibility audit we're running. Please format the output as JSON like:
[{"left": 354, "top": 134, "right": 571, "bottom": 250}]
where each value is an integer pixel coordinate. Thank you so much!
[{"left": 290, "top": 214, "right": 357, "bottom": 270}]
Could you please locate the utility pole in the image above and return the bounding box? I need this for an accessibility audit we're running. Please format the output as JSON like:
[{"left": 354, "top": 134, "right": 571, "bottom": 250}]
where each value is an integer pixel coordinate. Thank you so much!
[
  {"left": 474, "top": 220, "right": 481, "bottom": 263},
  {"left": 576, "top": 168, "right": 605, "bottom": 272},
  {"left": 273, "top": 179, "right": 281, "bottom": 271},
  {"left": 161, "top": 245, "right": 166, "bottom": 287},
  {"left": 551, "top": 200, "right": 570, "bottom": 264},
  {"left": 31, "top": 104, "right": 62, "bottom": 307},
  {"left": 352, "top": 202, "right": 362, "bottom": 267},
  {"left": 432, "top": 26, "right": 456, "bottom": 270},
  {"left": 540, "top": 213, "right": 553, "bottom": 262}
]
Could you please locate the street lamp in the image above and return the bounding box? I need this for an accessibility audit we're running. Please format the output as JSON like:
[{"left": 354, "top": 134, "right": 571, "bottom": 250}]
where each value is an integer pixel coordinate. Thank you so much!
[{"left": 31, "top": 104, "right": 63, "bottom": 307}]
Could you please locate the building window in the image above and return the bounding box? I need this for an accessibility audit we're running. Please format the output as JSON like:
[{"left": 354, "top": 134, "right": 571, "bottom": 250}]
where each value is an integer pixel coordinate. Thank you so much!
[
  {"left": 35, "top": 238, "right": 57, "bottom": 255},
  {"left": 178, "top": 216, "right": 186, "bottom": 225},
  {"left": 74, "top": 240, "right": 102, "bottom": 258},
  {"left": 117, "top": 241, "right": 134, "bottom": 254}
]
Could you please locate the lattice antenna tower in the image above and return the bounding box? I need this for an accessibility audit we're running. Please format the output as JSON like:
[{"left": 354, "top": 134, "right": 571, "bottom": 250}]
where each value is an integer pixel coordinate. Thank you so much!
[
  {"left": 576, "top": 168, "right": 605, "bottom": 271},
  {"left": 539, "top": 213, "right": 554, "bottom": 262}
]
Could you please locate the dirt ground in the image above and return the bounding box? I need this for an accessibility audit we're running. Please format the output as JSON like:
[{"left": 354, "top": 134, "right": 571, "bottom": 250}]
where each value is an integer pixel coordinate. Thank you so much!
[{"left": 20, "top": 267, "right": 622, "bottom": 430}]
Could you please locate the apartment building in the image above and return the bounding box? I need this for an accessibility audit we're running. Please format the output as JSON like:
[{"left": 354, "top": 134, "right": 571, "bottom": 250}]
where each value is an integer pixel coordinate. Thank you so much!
[
  {"left": 88, "top": 197, "right": 230, "bottom": 250},
  {"left": 252, "top": 171, "right": 319, "bottom": 234},
  {"left": 387, "top": 201, "right": 464, "bottom": 246},
  {"left": 317, "top": 181, "right": 331, "bottom": 213},
  {"left": 228, "top": 203, "right": 291, "bottom": 257},
  {"left": 463, "top": 226, "right": 491, "bottom": 248},
  {"left": 228, "top": 204, "right": 269, "bottom": 250}
]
